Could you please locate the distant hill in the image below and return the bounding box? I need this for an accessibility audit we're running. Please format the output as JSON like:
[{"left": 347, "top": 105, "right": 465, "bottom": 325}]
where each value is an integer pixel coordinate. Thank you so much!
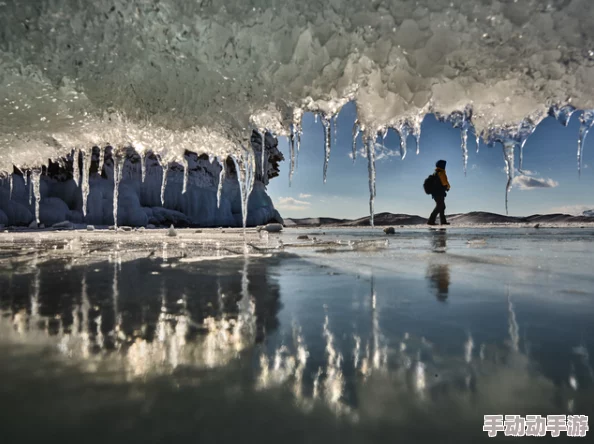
[{"left": 283, "top": 211, "right": 594, "bottom": 227}]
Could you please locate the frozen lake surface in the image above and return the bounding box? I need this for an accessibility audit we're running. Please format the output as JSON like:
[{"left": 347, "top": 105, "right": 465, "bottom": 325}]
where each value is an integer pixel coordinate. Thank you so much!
[{"left": 1, "top": 227, "right": 593, "bottom": 443}]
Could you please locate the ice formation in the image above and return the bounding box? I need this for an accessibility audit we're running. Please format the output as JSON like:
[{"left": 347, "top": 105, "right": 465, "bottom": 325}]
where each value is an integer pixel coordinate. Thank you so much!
[{"left": 2, "top": 0, "right": 594, "bottom": 223}]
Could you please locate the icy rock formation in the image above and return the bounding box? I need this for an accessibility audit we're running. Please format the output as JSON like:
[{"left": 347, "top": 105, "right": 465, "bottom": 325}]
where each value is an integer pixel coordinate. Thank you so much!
[
  {"left": 583, "top": 210, "right": 594, "bottom": 217},
  {"left": 0, "top": 131, "right": 284, "bottom": 228},
  {"left": 1, "top": 0, "right": 594, "bottom": 220}
]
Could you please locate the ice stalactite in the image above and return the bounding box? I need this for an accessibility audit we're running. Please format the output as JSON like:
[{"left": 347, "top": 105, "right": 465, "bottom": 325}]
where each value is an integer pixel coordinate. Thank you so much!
[
  {"left": 231, "top": 146, "right": 255, "bottom": 229},
  {"left": 182, "top": 156, "right": 189, "bottom": 195},
  {"left": 365, "top": 133, "right": 376, "bottom": 227},
  {"left": 217, "top": 158, "right": 226, "bottom": 209},
  {"left": 289, "top": 126, "right": 296, "bottom": 186},
  {"left": 8, "top": 174, "right": 12, "bottom": 200},
  {"left": 259, "top": 130, "right": 267, "bottom": 185},
  {"left": 321, "top": 114, "right": 332, "bottom": 183},
  {"left": 333, "top": 115, "right": 338, "bottom": 146},
  {"left": 397, "top": 121, "right": 412, "bottom": 160},
  {"left": 112, "top": 154, "right": 123, "bottom": 229},
  {"left": 72, "top": 148, "right": 80, "bottom": 187},
  {"left": 516, "top": 118, "right": 537, "bottom": 173},
  {"left": 81, "top": 148, "right": 90, "bottom": 217},
  {"left": 98, "top": 146, "right": 105, "bottom": 176},
  {"left": 502, "top": 140, "right": 515, "bottom": 216},
  {"left": 550, "top": 104, "right": 577, "bottom": 127},
  {"left": 577, "top": 110, "right": 594, "bottom": 177},
  {"left": 352, "top": 119, "right": 360, "bottom": 163},
  {"left": 140, "top": 152, "right": 146, "bottom": 183},
  {"left": 28, "top": 171, "right": 32, "bottom": 205},
  {"left": 31, "top": 168, "right": 41, "bottom": 226},
  {"left": 160, "top": 161, "right": 168, "bottom": 207},
  {"left": 448, "top": 106, "right": 473, "bottom": 174}
]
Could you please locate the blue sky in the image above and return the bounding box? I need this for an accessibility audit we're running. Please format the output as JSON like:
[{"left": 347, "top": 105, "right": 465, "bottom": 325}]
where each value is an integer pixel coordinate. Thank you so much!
[{"left": 267, "top": 102, "right": 594, "bottom": 219}]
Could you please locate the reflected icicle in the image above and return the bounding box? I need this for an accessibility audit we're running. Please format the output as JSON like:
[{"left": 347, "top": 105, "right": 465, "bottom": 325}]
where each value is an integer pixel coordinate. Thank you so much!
[
  {"left": 321, "top": 115, "right": 331, "bottom": 183},
  {"left": 502, "top": 141, "right": 515, "bottom": 216},
  {"left": 231, "top": 146, "right": 255, "bottom": 229},
  {"left": 182, "top": 156, "right": 189, "bottom": 195},
  {"left": 140, "top": 152, "right": 146, "bottom": 183},
  {"left": 352, "top": 120, "right": 360, "bottom": 162},
  {"left": 507, "top": 291, "right": 520, "bottom": 353},
  {"left": 577, "top": 110, "right": 594, "bottom": 177},
  {"left": 217, "top": 158, "right": 226, "bottom": 209},
  {"left": 112, "top": 154, "right": 123, "bottom": 229},
  {"left": 366, "top": 135, "right": 376, "bottom": 227},
  {"left": 72, "top": 148, "right": 80, "bottom": 187},
  {"left": 160, "top": 161, "right": 168, "bottom": 206},
  {"left": 31, "top": 168, "right": 41, "bottom": 225},
  {"left": 81, "top": 148, "right": 90, "bottom": 217}
]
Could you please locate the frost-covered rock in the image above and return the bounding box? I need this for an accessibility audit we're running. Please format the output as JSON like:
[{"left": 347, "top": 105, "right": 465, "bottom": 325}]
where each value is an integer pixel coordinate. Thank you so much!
[
  {"left": 0, "top": 188, "right": 34, "bottom": 226},
  {"left": 583, "top": 210, "right": 594, "bottom": 217},
  {"left": 39, "top": 197, "right": 69, "bottom": 227}
]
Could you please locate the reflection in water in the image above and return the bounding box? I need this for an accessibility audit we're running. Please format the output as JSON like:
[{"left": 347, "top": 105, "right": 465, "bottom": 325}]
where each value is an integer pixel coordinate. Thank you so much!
[
  {"left": 430, "top": 229, "right": 447, "bottom": 253},
  {"left": 1, "top": 249, "right": 594, "bottom": 442},
  {"left": 426, "top": 264, "right": 451, "bottom": 302}
]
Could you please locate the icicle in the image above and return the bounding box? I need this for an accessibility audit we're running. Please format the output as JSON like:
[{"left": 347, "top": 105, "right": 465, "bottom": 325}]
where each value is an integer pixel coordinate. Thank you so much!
[
  {"left": 182, "top": 156, "right": 189, "bottom": 194},
  {"left": 160, "top": 161, "right": 168, "bottom": 206},
  {"left": 398, "top": 122, "right": 412, "bottom": 160},
  {"left": 314, "top": 113, "right": 318, "bottom": 124},
  {"left": 72, "top": 148, "right": 80, "bottom": 187},
  {"left": 292, "top": 108, "right": 303, "bottom": 172},
  {"left": 321, "top": 115, "right": 331, "bottom": 183},
  {"left": 502, "top": 141, "right": 515, "bottom": 216},
  {"left": 112, "top": 154, "right": 123, "bottom": 229},
  {"left": 333, "top": 114, "right": 338, "bottom": 145},
  {"left": 28, "top": 171, "right": 33, "bottom": 205},
  {"left": 258, "top": 130, "right": 267, "bottom": 185},
  {"left": 516, "top": 118, "right": 537, "bottom": 173},
  {"left": 550, "top": 104, "right": 577, "bottom": 127},
  {"left": 475, "top": 130, "right": 480, "bottom": 153},
  {"left": 140, "top": 152, "right": 146, "bottom": 183},
  {"left": 231, "top": 146, "right": 255, "bottom": 229},
  {"left": 352, "top": 119, "right": 360, "bottom": 162},
  {"left": 98, "top": 146, "right": 105, "bottom": 176},
  {"left": 31, "top": 168, "right": 41, "bottom": 226},
  {"left": 366, "top": 134, "right": 376, "bottom": 227},
  {"left": 381, "top": 127, "right": 388, "bottom": 149},
  {"left": 8, "top": 174, "right": 12, "bottom": 200},
  {"left": 577, "top": 110, "right": 594, "bottom": 177},
  {"left": 289, "top": 125, "right": 296, "bottom": 186},
  {"left": 217, "top": 158, "right": 226, "bottom": 209},
  {"left": 81, "top": 148, "right": 90, "bottom": 217},
  {"left": 461, "top": 125, "right": 469, "bottom": 175}
]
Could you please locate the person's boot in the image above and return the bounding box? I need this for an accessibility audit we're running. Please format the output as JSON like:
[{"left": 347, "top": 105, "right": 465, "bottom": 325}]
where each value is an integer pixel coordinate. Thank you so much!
[{"left": 427, "top": 220, "right": 437, "bottom": 226}]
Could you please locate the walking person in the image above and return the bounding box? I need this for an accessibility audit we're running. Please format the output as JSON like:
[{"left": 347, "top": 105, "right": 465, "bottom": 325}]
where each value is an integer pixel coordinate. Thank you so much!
[{"left": 426, "top": 160, "right": 451, "bottom": 226}]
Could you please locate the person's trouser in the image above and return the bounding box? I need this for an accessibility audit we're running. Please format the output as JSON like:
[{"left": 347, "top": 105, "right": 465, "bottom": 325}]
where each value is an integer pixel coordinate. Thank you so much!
[{"left": 429, "top": 196, "right": 447, "bottom": 224}]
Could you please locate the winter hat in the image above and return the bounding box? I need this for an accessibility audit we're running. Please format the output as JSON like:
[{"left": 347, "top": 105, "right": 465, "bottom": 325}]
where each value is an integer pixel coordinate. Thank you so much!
[{"left": 436, "top": 160, "right": 447, "bottom": 169}]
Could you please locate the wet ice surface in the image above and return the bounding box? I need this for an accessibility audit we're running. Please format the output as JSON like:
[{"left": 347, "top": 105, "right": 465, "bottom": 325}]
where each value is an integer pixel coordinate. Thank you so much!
[{"left": 1, "top": 227, "right": 594, "bottom": 443}]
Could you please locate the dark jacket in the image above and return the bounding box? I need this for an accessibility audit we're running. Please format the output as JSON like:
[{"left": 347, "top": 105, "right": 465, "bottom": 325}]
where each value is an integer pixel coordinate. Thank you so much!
[{"left": 432, "top": 167, "right": 450, "bottom": 198}]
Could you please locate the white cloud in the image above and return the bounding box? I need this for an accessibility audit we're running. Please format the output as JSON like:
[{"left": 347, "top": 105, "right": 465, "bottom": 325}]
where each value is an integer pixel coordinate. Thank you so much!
[
  {"left": 276, "top": 196, "right": 311, "bottom": 212},
  {"left": 512, "top": 170, "right": 558, "bottom": 190},
  {"left": 298, "top": 193, "right": 311, "bottom": 199},
  {"left": 348, "top": 143, "right": 401, "bottom": 161},
  {"left": 548, "top": 205, "right": 594, "bottom": 216}
]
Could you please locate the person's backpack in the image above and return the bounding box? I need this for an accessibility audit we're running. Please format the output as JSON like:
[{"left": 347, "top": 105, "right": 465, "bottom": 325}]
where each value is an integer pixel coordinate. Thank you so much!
[{"left": 423, "top": 173, "right": 440, "bottom": 195}]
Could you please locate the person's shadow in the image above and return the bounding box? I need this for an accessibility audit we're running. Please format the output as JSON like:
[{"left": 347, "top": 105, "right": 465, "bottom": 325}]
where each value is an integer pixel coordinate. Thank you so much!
[{"left": 427, "top": 230, "right": 450, "bottom": 302}]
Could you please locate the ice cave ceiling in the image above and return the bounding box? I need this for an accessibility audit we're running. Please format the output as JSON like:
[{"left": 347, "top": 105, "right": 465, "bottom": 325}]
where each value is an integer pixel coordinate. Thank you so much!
[{"left": 1, "top": 0, "right": 594, "bottom": 218}]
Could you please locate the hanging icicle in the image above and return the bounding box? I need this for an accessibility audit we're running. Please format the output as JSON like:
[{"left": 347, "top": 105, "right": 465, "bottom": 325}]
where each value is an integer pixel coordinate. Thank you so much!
[
  {"left": 293, "top": 108, "right": 303, "bottom": 173},
  {"left": 366, "top": 133, "right": 376, "bottom": 227},
  {"left": 502, "top": 141, "right": 515, "bottom": 216},
  {"left": 289, "top": 125, "right": 296, "bottom": 186},
  {"left": 81, "top": 148, "right": 91, "bottom": 218},
  {"left": 578, "top": 110, "right": 594, "bottom": 177},
  {"left": 397, "top": 121, "right": 412, "bottom": 160},
  {"left": 259, "top": 130, "right": 267, "bottom": 185},
  {"left": 321, "top": 114, "right": 332, "bottom": 183},
  {"left": 31, "top": 168, "right": 41, "bottom": 226},
  {"left": 140, "top": 152, "right": 146, "bottom": 183},
  {"left": 98, "top": 146, "right": 105, "bottom": 176},
  {"left": 549, "top": 104, "right": 577, "bottom": 127},
  {"left": 112, "top": 154, "right": 123, "bottom": 229},
  {"left": 28, "top": 170, "right": 33, "bottom": 205},
  {"left": 333, "top": 114, "right": 339, "bottom": 146},
  {"left": 231, "top": 145, "right": 255, "bottom": 229},
  {"left": 352, "top": 119, "right": 360, "bottom": 162},
  {"left": 516, "top": 118, "right": 537, "bottom": 173},
  {"left": 160, "top": 160, "right": 168, "bottom": 207},
  {"left": 217, "top": 158, "right": 226, "bottom": 209},
  {"left": 182, "top": 156, "right": 189, "bottom": 195},
  {"left": 72, "top": 148, "right": 80, "bottom": 187},
  {"left": 8, "top": 174, "right": 13, "bottom": 200}
]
